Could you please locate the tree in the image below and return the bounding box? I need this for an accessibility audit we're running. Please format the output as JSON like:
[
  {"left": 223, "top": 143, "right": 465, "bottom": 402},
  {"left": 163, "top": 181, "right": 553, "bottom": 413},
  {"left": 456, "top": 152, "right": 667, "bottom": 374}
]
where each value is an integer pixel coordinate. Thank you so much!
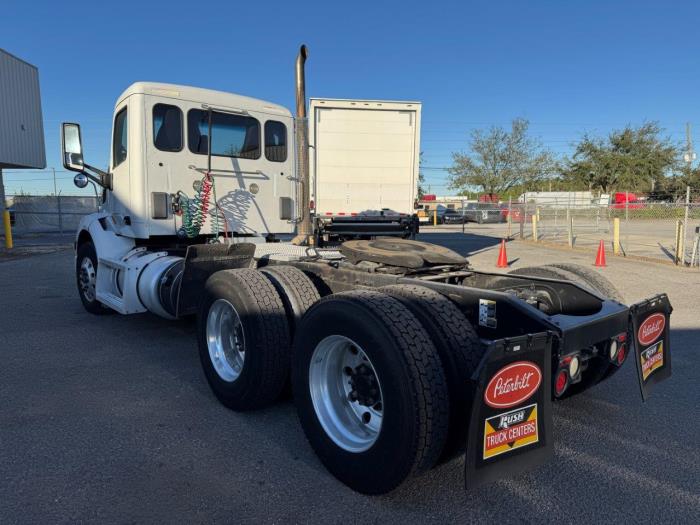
[
  {"left": 448, "top": 118, "right": 556, "bottom": 197},
  {"left": 563, "top": 122, "right": 678, "bottom": 192},
  {"left": 417, "top": 152, "right": 426, "bottom": 199}
]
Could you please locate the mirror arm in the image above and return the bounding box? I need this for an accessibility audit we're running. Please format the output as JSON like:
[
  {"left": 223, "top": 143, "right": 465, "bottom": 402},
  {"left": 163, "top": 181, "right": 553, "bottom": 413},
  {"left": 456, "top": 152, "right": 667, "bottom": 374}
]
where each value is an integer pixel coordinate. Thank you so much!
[{"left": 82, "top": 164, "right": 112, "bottom": 191}]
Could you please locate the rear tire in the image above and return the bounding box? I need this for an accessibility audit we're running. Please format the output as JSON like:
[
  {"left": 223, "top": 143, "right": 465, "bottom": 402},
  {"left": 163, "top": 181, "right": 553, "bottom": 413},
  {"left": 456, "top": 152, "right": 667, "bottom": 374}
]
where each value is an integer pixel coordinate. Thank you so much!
[
  {"left": 509, "top": 264, "right": 625, "bottom": 387},
  {"left": 381, "top": 284, "right": 484, "bottom": 460},
  {"left": 197, "top": 269, "right": 290, "bottom": 411},
  {"left": 291, "top": 290, "right": 449, "bottom": 494},
  {"left": 547, "top": 263, "right": 624, "bottom": 302},
  {"left": 260, "top": 265, "right": 320, "bottom": 335},
  {"left": 510, "top": 264, "right": 624, "bottom": 302},
  {"left": 76, "top": 241, "right": 112, "bottom": 315}
]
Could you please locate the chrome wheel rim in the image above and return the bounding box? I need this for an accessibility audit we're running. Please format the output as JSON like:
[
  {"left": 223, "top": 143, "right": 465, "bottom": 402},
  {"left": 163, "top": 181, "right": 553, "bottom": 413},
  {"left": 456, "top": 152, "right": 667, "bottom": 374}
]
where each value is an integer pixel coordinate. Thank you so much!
[
  {"left": 79, "top": 257, "right": 97, "bottom": 302},
  {"left": 309, "top": 335, "right": 383, "bottom": 453},
  {"left": 206, "top": 299, "right": 246, "bottom": 382}
]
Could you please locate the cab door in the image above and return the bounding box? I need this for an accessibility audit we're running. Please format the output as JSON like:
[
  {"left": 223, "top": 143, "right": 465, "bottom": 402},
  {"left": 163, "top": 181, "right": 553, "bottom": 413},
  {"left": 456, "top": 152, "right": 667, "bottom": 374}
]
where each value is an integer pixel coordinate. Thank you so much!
[{"left": 106, "top": 103, "right": 132, "bottom": 233}]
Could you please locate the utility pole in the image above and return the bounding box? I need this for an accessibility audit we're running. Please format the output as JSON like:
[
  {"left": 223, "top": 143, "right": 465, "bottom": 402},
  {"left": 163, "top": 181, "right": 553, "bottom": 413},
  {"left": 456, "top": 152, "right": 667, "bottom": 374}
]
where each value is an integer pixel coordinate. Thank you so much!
[
  {"left": 684, "top": 123, "right": 696, "bottom": 175},
  {"left": 681, "top": 123, "right": 695, "bottom": 265}
]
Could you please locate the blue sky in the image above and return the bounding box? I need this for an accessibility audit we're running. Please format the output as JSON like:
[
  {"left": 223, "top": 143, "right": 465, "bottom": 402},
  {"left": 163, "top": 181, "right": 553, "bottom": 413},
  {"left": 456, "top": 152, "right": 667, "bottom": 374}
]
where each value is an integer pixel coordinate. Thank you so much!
[{"left": 2, "top": 0, "right": 700, "bottom": 196}]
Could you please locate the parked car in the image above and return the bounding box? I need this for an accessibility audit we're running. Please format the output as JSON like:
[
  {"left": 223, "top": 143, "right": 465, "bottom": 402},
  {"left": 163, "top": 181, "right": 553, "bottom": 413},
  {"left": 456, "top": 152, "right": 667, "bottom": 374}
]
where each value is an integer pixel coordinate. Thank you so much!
[
  {"left": 441, "top": 208, "right": 466, "bottom": 224},
  {"left": 463, "top": 203, "right": 504, "bottom": 223}
]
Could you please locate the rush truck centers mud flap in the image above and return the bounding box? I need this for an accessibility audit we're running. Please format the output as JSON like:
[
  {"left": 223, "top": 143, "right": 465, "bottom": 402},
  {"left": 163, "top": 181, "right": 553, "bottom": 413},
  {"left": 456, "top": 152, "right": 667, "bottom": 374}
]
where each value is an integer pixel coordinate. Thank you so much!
[
  {"left": 465, "top": 332, "right": 553, "bottom": 489},
  {"left": 630, "top": 294, "right": 673, "bottom": 401},
  {"left": 464, "top": 293, "right": 673, "bottom": 489}
]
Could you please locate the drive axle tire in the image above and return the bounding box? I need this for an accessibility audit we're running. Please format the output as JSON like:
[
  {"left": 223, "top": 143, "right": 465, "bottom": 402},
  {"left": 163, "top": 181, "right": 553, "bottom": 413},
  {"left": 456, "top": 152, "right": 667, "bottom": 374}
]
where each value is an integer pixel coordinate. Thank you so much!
[
  {"left": 76, "top": 241, "right": 112, "bottom": 315},
  {"left": 548, "top": 263, "right": 624, "bottom": 302},
  {"left": 381, "top": 284, "right": 484, "bottom": 460},
  {"left": 291, "top": 290, "right": 449, "bottom": 495},
  {"left": 260, "top": 265, "right": 320, "bottom": 335},
  {"left": 510, "top": 264, "right": 624, "bottom": 302},
  {"left": 197, "top": 269, "right": 290, "bottom": 411}
]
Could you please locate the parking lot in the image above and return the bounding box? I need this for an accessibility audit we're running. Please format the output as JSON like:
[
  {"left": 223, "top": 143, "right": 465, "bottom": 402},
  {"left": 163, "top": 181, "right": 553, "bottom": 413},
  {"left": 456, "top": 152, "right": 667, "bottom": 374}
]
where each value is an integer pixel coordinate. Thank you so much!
[{"left": 1, "top": 232, "right": 699, "bottom": 524}]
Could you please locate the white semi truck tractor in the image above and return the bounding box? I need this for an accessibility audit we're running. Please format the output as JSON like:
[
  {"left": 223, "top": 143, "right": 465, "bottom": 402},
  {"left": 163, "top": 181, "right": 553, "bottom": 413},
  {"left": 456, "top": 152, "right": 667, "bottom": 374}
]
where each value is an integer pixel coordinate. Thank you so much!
[{"left": 62, "top": 45, "right": 673, "bottom": 495}]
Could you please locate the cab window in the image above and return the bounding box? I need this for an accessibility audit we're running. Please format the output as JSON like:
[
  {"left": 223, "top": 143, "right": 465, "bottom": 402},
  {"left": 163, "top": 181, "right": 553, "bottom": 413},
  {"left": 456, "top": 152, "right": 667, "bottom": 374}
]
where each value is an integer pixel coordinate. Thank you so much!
[
  {"left": 113, "top": 107, "right": 128, "bottom": 167},
  {"left": 153, "top": 104, "right": 183, "bottom": 152},
  {"left": 264, "top": 120, "right": 287, "bottom": 162},
  {"left": 187, "top": 109, "right": 260, "bottom": 159}
]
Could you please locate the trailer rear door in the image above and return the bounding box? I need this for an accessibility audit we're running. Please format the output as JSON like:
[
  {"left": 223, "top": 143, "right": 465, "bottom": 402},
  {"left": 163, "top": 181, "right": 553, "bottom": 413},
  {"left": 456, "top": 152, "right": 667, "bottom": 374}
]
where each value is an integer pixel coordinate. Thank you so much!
[{"left": 309, "top": 99, "right": 421, "bottom": 216}]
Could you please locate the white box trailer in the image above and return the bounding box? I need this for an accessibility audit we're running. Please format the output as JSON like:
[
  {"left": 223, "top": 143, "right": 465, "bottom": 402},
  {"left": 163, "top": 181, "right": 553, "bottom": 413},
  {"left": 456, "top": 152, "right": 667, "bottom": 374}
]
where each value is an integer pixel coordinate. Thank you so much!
[
  {"left": 308, "top": 98, "right": 421, "bottom": 240},
  {"left": 519, "top": 191, "right": 596, "bottom": 209}
]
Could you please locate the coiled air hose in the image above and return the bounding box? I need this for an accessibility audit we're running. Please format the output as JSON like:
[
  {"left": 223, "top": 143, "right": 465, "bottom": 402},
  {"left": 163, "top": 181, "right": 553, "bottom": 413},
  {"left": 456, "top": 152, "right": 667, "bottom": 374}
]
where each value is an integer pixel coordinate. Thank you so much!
[{"left": 176, "top": 172, "right": 220, "bottom": 239}]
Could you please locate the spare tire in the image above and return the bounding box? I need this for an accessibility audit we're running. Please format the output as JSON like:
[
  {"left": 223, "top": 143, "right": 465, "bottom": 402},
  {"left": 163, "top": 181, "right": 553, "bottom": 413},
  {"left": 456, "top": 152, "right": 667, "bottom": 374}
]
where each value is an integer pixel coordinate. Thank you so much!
[{"left": 340, "top": 238, "right": 466, "bottom": 268}]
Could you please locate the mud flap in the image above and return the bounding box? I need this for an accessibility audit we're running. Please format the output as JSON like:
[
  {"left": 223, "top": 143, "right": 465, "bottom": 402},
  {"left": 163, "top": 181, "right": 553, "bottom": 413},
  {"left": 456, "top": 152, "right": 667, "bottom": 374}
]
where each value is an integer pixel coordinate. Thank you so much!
[
  {"left": 465, "top": 332, "right": 554, "bottom": 490},
  {"left": 176, "top": 243, "right": 255, "bottom": 317},
  {"left": 629, "top": 293, "right": 673, "bottom": 401}
]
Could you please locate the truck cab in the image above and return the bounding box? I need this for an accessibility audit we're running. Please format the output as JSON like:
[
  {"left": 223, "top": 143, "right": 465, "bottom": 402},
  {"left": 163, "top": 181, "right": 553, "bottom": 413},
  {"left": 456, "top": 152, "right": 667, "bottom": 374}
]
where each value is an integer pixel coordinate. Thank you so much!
[{"left": 73, "top": 82, "right": 298, "bottom": 240}]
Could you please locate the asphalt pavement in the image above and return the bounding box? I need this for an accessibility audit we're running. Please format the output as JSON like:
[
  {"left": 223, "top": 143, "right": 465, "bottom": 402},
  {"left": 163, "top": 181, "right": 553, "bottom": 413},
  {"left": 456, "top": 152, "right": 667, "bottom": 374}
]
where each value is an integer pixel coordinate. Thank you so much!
[{"left": 1, "top": 233, "right": 698, "bottom": 524}]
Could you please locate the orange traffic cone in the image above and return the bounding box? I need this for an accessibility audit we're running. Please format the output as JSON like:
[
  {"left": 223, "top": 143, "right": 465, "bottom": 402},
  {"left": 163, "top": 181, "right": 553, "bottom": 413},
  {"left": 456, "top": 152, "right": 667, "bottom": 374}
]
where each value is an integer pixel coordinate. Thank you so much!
[
  {"left": 594, "top": 240, "right": 607, "bottom": 267},
  {"left": 496, "top": 239, "right": 508, "bottom": 268}
]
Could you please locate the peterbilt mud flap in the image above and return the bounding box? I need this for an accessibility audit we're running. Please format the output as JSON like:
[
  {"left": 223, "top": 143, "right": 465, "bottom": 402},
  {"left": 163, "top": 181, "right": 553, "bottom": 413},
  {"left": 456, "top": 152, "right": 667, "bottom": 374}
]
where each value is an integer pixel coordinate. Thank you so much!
[
  {"left": 629, "top": 293, "right": 673, "bottom": 401},
  {"left": 465, "top": 332, "right": 553, "bottom": 490}
]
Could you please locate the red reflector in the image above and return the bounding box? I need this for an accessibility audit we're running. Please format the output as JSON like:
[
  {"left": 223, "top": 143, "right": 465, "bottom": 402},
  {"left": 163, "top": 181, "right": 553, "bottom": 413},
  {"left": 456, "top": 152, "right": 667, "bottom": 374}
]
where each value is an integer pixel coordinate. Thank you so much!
[
  {"left": 555, "top": 370, "right": 568, "bottom": 396},
  {"left": 351, "top": 212, "right": 358, "bottom": 216},
  {"left": 325, "top": 212, "right": 333, "bottom": 216},
  {"left": 338, "top": 212, "right": 345, "bottom": 216},
  {"left": 617, "top": 345, "right": 626, "bottom": 365},
  {"left": 309, "top": 200, "right": 315, "bottom": 210},
  {"left": 617, "top": 332, "right": 627, "bottom": 343}
]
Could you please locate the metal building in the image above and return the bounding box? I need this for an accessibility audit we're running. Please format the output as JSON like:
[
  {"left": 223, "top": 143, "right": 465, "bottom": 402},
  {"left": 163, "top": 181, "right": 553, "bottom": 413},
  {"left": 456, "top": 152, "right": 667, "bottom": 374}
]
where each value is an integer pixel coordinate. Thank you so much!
[{"left": 0, "top": 48, "right": 46, "bottom": 169}]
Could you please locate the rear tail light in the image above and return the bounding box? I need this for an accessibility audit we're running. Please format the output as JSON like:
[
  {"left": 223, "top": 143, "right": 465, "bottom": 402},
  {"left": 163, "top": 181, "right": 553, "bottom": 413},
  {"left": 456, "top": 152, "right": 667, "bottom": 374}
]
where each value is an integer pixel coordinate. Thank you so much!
[
  {"left": 610, "top": 333, "right": 627, "bottom": 366},
  {"left": 616, "top": 345, "right": 626, "bottom": 365},
  {"left": 555, "top": 370, "right": 569, "bottom": 397},
  {"left": 568, "top": 356, "right": 580, "bottom": 378}
]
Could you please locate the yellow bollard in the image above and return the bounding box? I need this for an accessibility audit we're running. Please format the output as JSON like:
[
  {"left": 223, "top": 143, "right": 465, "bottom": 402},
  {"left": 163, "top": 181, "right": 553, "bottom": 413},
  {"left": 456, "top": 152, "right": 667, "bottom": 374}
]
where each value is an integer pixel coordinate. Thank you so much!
[
  {"left": 433, "top": 210, "right": 437, "bottom": 226},
  {"left": 532, "top": 215, "right": 538, "bottom": 242},
  {"left": 613, "top": 218, "right": 620, "bottom": 255},
  {"left": 2, "top": 210, "right": 12, "bottom": 249}
]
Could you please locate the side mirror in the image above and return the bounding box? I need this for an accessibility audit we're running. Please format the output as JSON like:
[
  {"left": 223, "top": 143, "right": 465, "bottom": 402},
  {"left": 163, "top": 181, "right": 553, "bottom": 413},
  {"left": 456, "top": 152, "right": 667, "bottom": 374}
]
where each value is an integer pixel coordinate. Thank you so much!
[
  {"left": 62, "top": 123, "right": 85, "bottom": 172},
  {"left": 73, "top": 173, "right": 89, "bottom": 189}
]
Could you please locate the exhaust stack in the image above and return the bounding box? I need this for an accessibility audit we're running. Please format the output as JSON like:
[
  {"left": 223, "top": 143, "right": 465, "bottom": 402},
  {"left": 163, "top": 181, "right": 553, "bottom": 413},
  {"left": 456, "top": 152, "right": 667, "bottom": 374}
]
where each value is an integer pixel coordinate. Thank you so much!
[{"left": 291, "top": 44, "right": 313, "bottom": 245}]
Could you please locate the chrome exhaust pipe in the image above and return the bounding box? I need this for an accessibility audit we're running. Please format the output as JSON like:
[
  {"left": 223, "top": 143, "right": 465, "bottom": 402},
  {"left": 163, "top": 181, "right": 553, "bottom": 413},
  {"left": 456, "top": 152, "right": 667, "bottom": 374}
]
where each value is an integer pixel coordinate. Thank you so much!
[
  {"left": 296, "top": 44, "right": 308, "bottom": 120},
  {"left": 292, "top": 44, "right": 313, "bottom": 245}
]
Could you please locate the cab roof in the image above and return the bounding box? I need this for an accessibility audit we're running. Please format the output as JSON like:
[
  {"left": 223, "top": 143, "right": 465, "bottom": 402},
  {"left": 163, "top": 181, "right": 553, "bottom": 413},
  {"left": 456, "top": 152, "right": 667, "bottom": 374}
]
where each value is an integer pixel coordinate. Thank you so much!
[{"left": 116, "top": 82, "right": 292, "bottom": 117}]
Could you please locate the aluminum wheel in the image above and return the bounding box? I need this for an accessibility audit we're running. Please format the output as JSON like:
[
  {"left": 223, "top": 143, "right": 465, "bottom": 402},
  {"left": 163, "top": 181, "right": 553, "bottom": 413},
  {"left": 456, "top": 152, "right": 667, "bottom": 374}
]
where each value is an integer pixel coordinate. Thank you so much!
[
  {"left": 206, "top": 299, "right": 246, "bottom": 382},
  {"left": 79, "top": 257, "right": 97, "bottom": 302},
  {"left": 309, "top": 335, "right": 383, "bottom": 453}
]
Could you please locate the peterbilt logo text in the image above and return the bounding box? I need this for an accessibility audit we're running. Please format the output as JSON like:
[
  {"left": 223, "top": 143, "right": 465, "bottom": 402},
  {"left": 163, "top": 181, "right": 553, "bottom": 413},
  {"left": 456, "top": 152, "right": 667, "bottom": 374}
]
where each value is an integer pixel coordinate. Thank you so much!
[
  {"left": 484, "top": 361, "right": 542, "bottom": 408},
  {"left": 638, "top": 313, "right": 665, "bottom": 346}
]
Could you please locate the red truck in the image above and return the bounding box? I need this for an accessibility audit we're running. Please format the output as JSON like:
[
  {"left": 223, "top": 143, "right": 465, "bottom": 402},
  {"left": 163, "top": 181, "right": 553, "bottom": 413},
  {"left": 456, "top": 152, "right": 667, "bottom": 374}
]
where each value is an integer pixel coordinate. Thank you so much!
[{"left": 611, "top": 192, "right": 645, "bottom": 209}]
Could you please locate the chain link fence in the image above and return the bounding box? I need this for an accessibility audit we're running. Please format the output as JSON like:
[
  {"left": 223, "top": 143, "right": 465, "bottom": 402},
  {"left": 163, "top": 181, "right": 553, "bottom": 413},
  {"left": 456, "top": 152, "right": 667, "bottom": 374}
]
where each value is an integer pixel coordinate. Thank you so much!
[
  {"left": 508, "top": 190, "right": 700, "bottom": 267},
  {"left": 6, "top": 195, "right": 100, "bottom": 235},
  {"left": 422, "top": 189, "right": 700, "bottom": 267}
]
